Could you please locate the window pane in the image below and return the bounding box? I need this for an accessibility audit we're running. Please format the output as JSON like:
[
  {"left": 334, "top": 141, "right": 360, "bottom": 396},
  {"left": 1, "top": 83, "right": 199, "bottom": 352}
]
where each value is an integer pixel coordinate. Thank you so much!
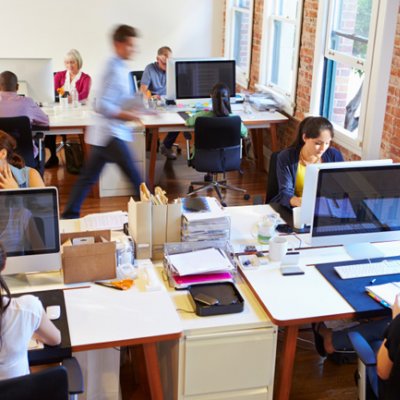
[
  {"left": 269, "top": 20, "right": 296, "bottom": 94},
  {"left": 233, "top": 0, "right": 251, "bottom": 10},
  {"left": 322, "top": 60, "right": 364, "bottom": 133},
  {"left": 275, "top": 0, "right": 298, "bottom": 19},
  {"left": 233, "top": 10, "right": 250, "bottom": 71},
  {"left": 329, "top": 0, "right": 372, "bottom": 59}
]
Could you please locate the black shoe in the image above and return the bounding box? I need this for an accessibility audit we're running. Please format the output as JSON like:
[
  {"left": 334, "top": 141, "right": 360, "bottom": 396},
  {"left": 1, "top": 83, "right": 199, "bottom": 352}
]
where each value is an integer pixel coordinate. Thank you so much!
[
  {"left": 312, "top": 323, "right": 327, "bottom": 357},
  {"left": 45, "top": 156, "right": 59, "bottom": 169}
]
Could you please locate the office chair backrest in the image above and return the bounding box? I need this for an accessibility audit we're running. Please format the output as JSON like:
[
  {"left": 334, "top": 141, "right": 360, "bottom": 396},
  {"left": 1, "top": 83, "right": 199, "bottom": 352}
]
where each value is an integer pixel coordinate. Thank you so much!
[
  {"left": 0, "top": 366, "right": 69, "bottom": 400},
  {"left": 193, "top": 116, "right": 242, "bottom": 173},
  {"left": 265, "top": 151, "right": 281, "bottom": 204},
  {"left": 0, "top": 116, "right": 36, "bottom": 169},
  {"left": 129, "top": 70, "right": 144, "bottom": 93}
]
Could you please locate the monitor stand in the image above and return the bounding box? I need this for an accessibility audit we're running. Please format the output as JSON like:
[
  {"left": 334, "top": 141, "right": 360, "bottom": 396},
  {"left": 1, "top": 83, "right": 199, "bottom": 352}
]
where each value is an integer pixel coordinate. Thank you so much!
[{"left": 344, "top": 243, "right": 384, "bottom": 260}]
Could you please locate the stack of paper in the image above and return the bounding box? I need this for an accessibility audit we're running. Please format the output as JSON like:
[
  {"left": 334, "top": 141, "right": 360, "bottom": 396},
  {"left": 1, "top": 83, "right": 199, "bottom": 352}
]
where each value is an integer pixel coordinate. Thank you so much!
[
  {"left": 365, "top": 281, "right": 400, "bottom": 307},
  {"left": 181, "top": 197, "right": 230, "bottom": 241}
]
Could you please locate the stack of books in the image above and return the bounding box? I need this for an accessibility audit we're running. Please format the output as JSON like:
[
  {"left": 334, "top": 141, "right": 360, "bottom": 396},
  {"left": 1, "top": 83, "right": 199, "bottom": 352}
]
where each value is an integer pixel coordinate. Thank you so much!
[{"left": 181, "top": 197, "right": 231, "bottom": 242}]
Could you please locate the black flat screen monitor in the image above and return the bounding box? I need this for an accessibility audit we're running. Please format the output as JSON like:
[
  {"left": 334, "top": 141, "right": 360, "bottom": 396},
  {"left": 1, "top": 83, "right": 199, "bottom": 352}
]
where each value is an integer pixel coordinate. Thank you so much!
[{"left": 175, "top": 60, "right": 236, "bottom": 99}]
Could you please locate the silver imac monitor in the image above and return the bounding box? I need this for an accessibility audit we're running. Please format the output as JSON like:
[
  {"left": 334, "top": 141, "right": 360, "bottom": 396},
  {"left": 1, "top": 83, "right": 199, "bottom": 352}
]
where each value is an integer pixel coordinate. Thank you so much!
[
  {"left": 300, "top": 159, "right": 393, "bottom": 227},
  {"left": 0, "top": 58, "right": 54, "bottom": 105},
  {"left": 306, "top": 162, "right": 400, "bottom": 258},
  {"left": 0, "top": 187, "right": 61, "bottom": 275}
]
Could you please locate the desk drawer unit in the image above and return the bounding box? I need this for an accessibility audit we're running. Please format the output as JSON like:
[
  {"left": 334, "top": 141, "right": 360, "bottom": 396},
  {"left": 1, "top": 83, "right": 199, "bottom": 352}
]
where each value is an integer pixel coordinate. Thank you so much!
[
  {"left": 99, "top": 131, "right": 145, "bottom": 197},
  {"left": 178, "top": 327, "right": 276, "bottom": 399}
]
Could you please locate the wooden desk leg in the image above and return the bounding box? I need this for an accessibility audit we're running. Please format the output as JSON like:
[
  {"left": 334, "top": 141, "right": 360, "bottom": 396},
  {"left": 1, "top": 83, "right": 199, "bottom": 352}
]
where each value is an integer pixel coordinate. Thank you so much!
[
  {"left": 149, "top": 128, "right": 159, "bottom": 191},
  {"left": 143, "top": 342, "right": 164, "bottom": 400},
  {"left": 270, "top": 124, "right": 279, "bottom": 153},
  {"left": 276, "top": 325, "right": 299, "bottom": 400}
]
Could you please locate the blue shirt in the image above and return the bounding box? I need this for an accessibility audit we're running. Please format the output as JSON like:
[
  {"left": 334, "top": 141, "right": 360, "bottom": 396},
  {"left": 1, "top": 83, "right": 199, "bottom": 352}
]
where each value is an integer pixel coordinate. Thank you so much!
[
  {"left": 86, "top": 56, "right": 136, "bottom": 146},
  {"left": 10, "top": 165, "right": 30, "bottom": 188},
  {"left": 141, "top": 62, "right": 166, "bottom": 96},
  {"left": 271, "top": 146, "right": 344, "bottom": 208}
]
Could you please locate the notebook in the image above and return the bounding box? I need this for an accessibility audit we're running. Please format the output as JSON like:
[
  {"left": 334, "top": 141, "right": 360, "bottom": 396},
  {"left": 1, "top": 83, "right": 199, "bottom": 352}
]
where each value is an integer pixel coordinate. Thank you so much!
[{"left": 365, "top": 281, "right": 400, "bottom": 307}]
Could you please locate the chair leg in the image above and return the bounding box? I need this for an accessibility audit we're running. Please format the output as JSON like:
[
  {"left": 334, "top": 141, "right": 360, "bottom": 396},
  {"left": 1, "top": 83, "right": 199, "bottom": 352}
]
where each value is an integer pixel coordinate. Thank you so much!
[
  {"left": 218, "top": 182, "right": 247, "bottom": 194},
  {"left": 187, "top": 183, "right": 214, "bottom": 196},
  {"left": 213, "top": 183, "right": 224, "bottom": 202}
]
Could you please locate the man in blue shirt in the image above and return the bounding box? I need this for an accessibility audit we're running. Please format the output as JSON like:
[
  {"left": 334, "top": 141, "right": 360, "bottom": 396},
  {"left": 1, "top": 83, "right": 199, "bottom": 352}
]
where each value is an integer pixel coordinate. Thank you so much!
[
  {"left": 141, "top": 47, "right": 179, "bottom": 160},
  {"left": 62, "top": 25, "right": 144, "bottom": 219}
]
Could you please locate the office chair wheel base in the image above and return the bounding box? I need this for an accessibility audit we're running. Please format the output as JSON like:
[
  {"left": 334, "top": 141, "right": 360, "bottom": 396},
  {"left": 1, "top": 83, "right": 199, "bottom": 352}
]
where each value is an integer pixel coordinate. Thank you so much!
[
  {"left": 244, "top": 194, "right": 250, "bottom": 201},
  {"left": 188, "top": 185, "right": 194, "bottom": 193}
]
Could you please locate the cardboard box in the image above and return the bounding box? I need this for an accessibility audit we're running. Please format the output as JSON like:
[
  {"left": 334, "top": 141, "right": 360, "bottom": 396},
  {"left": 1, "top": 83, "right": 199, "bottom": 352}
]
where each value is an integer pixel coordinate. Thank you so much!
[{"left": 61, "top": 230, "right": 116, "bottom": 284}]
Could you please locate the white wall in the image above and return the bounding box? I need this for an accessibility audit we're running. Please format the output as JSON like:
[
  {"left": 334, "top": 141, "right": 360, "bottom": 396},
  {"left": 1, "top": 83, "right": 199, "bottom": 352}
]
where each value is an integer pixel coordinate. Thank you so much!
[{"left": 1, "top": 0, "right": 224, "bottom": 86}]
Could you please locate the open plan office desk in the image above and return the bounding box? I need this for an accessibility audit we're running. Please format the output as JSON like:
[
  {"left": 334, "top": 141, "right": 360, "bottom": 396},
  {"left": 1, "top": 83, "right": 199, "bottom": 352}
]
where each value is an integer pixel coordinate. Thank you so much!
[
  {"left": 45, "top": 105, "right": 288, "bottom": 191},
  {"left": 225, "top": 204, "right": 397, "bottom": 400},
  {"left": 141, "top": 108, "right": 288, "bottom": 190},
  {"left": 8, "top": 272, "right": 182, "bottom": 400}
]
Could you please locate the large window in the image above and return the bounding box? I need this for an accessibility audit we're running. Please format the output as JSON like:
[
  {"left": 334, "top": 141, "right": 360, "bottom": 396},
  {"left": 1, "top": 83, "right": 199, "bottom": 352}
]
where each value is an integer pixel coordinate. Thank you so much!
[
  {"left": 259, "top": 0, "right": 303, "bottom": 114},
  {"left": 224, "top": 0, "right": 254, "bottom": 87},
  {"left": 310, "top": 0, "right": 398, "bottom": 158}
]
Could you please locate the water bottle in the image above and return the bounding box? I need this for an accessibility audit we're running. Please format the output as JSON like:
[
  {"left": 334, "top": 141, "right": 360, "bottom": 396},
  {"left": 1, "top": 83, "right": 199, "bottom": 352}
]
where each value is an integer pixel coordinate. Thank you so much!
[{"left": 70, "top": 88, "right": 79, "bottom": 107}]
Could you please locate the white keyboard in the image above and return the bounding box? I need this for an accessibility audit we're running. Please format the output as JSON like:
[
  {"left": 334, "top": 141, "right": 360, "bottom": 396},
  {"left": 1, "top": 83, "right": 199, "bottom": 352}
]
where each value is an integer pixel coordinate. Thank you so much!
[{"left": 334, "top": 260, "right": 400, "bottom": 279}]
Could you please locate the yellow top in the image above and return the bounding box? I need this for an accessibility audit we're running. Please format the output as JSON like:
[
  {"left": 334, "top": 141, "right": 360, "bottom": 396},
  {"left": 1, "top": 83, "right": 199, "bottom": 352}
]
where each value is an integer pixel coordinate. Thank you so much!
[{"left": 295, "top": 162, "right": 306, "bottom": 197}]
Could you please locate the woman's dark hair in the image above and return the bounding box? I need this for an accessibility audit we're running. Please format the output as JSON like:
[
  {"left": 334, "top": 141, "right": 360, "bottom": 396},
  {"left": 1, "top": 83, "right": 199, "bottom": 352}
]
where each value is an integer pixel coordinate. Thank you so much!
[
  {"left": 211, "top": 83, "right": 232, "bottom": 117},
  {"left": 0, "top": 242, "right": 10, "bottom": 347},
  {"left": 0, "top": 130, "right": 25, "bottom": 168},
  {"left": 291, "top": 116, "right": 334, "bottom": 149}
]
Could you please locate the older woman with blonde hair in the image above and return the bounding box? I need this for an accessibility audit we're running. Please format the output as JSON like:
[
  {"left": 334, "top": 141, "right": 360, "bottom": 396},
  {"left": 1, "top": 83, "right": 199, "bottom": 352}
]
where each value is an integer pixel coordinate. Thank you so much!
[{"left": 46, "top": 49, "right": 92, "bottom": 168}]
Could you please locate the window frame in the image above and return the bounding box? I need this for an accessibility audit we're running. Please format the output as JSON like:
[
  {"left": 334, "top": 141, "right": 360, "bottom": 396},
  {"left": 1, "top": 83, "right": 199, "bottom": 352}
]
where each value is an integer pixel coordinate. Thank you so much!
[
  {"left": 309, "top": 0, "right": 398, "bottom": 158},
  {"left": 258, "top": 0, "right": 303, "bottom": 115},
  {"left": 224, "top": 0, "right": 254, "bottom": 88}
]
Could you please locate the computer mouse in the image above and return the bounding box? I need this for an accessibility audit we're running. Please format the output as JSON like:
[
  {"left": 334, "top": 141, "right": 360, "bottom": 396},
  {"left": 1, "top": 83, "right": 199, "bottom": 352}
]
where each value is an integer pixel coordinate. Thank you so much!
[{"left": 46, "top": 305, "right": 61, "bottom": 320}]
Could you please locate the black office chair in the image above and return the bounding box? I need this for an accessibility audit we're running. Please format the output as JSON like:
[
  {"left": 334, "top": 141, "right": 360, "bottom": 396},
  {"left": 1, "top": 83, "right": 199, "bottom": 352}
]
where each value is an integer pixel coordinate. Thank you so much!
[
  {"left": 0, "top": 359, "right": 83, "bottom": 400},
  {"left": 349, "top": 331, "right": 400, "bottom": 400},
  {"left": 186, "top": 116, "right": 250, "bottom": 206},
  {"left": 0, "top": 116, "right": 45, "bottom": 176},
  {"left": 129, "top": 70, "right": 143, "bottom": 93},
  {"left": 265, "top": 150, "right": 280, "bottom": 204}
]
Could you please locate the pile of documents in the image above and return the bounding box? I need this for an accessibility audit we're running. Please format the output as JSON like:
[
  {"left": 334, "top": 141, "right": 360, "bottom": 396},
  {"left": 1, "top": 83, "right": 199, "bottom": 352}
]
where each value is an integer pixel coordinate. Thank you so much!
[
  {"left": 181, "top": 197, "right": 231, "bottom": 242},
  {"left": 164, "top": 240, "right": 236, "bottom": 289}
]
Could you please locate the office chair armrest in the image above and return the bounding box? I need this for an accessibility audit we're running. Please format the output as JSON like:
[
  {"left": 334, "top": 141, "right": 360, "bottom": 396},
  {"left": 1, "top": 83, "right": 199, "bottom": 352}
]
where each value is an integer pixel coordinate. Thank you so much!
[
  {"left": 62, "top": 357, "right": 84, "bottom": 395},
  {"left": 32, "top": 131, "right": 44, "bottom": 140},
  {"left": 348, "top": 331, "right": 377, "bottom": 366}
]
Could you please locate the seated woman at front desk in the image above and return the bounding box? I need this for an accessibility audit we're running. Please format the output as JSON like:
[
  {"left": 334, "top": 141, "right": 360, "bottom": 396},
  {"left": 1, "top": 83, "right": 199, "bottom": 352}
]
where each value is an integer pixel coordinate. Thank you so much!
[
  {"left": 0, "top": 242, "right": 61, "bottom": 380},
  {"left": 0, "top": 130, "right": 44, "bottom": 189},
  {"left": 271, "top": 116, "right": 343, "bottom": 208}
]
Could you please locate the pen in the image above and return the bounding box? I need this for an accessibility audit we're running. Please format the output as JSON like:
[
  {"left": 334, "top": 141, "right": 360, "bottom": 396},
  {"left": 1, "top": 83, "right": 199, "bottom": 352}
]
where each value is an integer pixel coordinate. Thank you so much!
[
  {"left": 94, "top": 281, "right": 124, "bottom": 291},
  {"left": 370, "top": 278, "right": 376, "bottom": 284}
]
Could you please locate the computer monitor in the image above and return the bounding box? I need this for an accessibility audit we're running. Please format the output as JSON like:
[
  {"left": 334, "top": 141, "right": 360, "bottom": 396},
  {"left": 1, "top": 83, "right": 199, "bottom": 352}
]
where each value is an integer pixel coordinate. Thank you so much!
[
  {"left": 305, "top": 162, "right": 400, "bottom": 258},
  {"left": 301, "top": 159, "right": 393, "bottom": 227},
  {"left": 0, "top": 187, "right": 61, "bottom": 275},
  {"left": 0, "top": 58, "right": 54, "bottom": 105},
  {"left": 166, "top": 58, "right": 236, "bottom": 101}
]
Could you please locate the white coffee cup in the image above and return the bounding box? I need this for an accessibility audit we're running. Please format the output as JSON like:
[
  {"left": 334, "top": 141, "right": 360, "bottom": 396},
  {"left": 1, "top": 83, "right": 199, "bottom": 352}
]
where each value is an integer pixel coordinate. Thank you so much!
[
  {"left": 268, "top": 236, "right": 288, "bottom": 262},
  {"left": 292, "top": 206, "right": 304, "bottom": 230}
]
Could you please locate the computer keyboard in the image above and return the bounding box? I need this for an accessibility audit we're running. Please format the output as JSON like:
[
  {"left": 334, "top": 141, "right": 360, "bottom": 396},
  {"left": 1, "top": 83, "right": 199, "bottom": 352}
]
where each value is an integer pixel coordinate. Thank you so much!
[{"left": 334, "top": 259, "right": 400, "bottom": 279}]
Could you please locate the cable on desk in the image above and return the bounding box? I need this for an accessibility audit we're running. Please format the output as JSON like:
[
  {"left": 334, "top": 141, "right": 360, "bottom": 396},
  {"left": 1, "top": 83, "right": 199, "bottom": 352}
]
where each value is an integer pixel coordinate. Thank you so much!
[{"left": 292, "top": 232, "right": 303, "bottom": 249}]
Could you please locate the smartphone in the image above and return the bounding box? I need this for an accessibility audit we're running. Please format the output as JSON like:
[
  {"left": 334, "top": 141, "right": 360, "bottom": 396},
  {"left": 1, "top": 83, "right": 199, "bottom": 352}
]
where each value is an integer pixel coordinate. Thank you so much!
[
  {"left": 193, "top": 293, "right": 220, "bottom": 306},
  {"left": 280, "top": 265, "right": 304, "bottom": 276}
]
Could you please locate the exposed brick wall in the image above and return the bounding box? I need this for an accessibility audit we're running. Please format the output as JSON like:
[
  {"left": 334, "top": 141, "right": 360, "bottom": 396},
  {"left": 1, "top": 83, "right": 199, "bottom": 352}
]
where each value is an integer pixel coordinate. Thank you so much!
[
  {"left": 381, "top": 11, "right": 400, "bottom": 162},
  {"left": 226, "top": 1, "right": 400, "bottom": 163}
]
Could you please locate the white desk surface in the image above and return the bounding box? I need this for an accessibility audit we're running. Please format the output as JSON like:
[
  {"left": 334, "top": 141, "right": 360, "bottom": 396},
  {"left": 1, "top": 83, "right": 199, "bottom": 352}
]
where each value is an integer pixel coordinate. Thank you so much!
[
  {"left": 65, "top": 284, "right": 182, "bottom": 350},
  {"left": 43, "top": 104, "right": 287, "bottom": 130},
  {"left": 224, "top": 204, "right": 400, "bottom": 325},
  {"left": 154, "top": 263, "right": 274, "bottom": 337}
]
